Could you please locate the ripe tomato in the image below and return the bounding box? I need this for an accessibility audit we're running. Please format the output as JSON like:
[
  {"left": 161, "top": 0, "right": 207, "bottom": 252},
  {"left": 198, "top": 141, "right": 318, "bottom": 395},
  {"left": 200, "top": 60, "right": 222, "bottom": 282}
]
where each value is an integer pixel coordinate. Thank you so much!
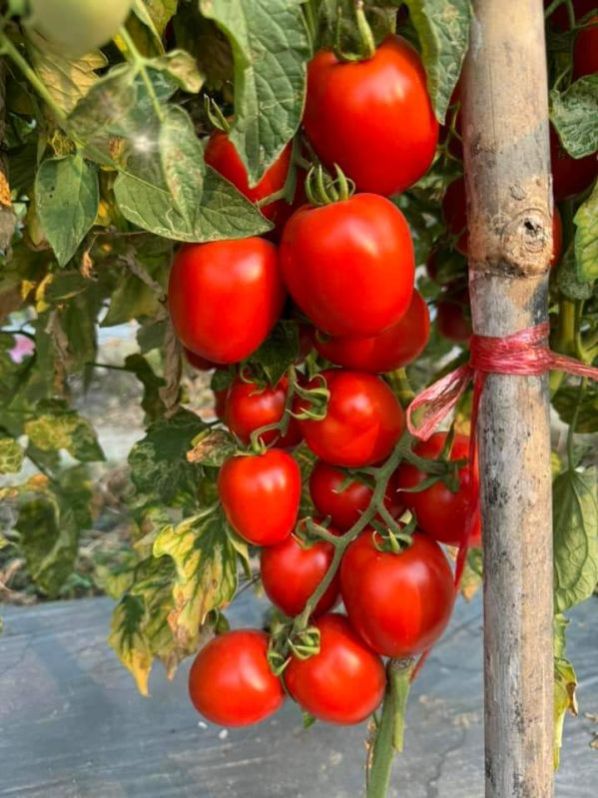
[
  {"left": 551, "top": 126, "right": 598, "bottom": 201},
  {"left": 168, "top": 238, "right": 285, "bottom": 364},
  {"left": 188, "top": 630, "right": 284, "bottom": 726},
  {"left": 297, "top": 369, "right": 405, "bottom": 468},
  {"left": 436, "top": 286, "right": 472, "bottom": 343},
  {"left": 340, "top": 531, "right": 455, "bottom": 657},
  {"left": 394, "top": 432, "right": 481, "bottom": 546},
  {"left": 28, "top": 0, "right": 133, "bottom": 57},
  {"left": 259, "top": 531, "right": 340, "bottom": 617},
  {"left": 218, "top": 449, "right": 301, "bottom": 546},
  {"left": 573, "top": 16, "right": 598, "bottom": 78},
  {"left": 303, "top": 35, "right": 438, "bottom": 196},
  {"left": 204, "top": 134, "right": 292, "bottom": 223},
  {"left": 280, "top": 194, "right": 415, "bottom": 338},
  {"left": 314, "top": 290, "right": 429, "bottom": 373},
  {"left": 284, "top": 613, "right": 385, "bottom": 724},
  {"left": 224, "top": 376, "right": 302, "bottom": 448},
  {"left": 309, "top": 461, "right": 402, "bottom": 531}
]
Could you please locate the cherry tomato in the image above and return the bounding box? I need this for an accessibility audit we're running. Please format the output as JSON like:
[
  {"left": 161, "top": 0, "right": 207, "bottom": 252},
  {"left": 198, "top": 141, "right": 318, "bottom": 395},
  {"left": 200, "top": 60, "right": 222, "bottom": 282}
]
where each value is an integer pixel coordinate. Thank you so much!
[
  {"left": 573, "top": 16, "right": 598, "bottom": 78},
  {"left": 309, "top": 461, "right": 402, "bottom": 531},
  {"left": 551, "top": 125, "right": 598, "bottom": 201},
  {"left": 297, "top": 369, "right": 405, "bottom": 468},
  {"left": 394, "top": 432, "right": 481, "bottom": 547},
  {"left": 28, "top": 0, "right": 133, "bottom": 57},
  {"left": 168, "top": 238, "right": 285, "bottom": 364},
  {"left": 188, "top": 630, "right": 284, "bottom": 726},
  {"left": 224, "top": 376, "right": 302, "bottom": 448},
  {"left": 280, "top": 194, "right": 415, "bottom": 338},
  {"left": 314, "top": 290, "right": 430, "bottom": 373},
  {"left": 204, "top": 133, "right": 292, "bottom": 223},
  {"left": 436, "top": 286, "right": 472, "bottom": 343},
  {"left": 259, "top": 530, "right": 340, "bottom": 617},
  {"left": 184, "top": 347, "right": 218, "bottom": 371},
  {"left": 303, "top": 35, "right": 438, "bottom": 196},
  {"left": 218, "top": 449, "right": 301, "bottom": 546},
  {"left": 284, "top": 613, "right": 385, "bottom": 724},
  {"left": 340, "top": 531, "right": 455, "bottom": 657}
]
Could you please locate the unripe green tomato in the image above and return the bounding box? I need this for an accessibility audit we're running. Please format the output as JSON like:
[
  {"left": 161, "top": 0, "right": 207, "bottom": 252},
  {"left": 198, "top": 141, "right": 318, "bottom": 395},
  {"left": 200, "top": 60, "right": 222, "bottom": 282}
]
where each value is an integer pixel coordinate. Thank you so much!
[{"left": 26, "top": 0, "right": 134, "bottom": 57}]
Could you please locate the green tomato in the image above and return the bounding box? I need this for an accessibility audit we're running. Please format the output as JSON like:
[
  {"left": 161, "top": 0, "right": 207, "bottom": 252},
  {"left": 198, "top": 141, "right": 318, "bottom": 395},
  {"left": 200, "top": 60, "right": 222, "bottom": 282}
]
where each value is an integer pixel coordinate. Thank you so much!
[{"left": 26, "top": 0, "right": 134, "bottom": 57}]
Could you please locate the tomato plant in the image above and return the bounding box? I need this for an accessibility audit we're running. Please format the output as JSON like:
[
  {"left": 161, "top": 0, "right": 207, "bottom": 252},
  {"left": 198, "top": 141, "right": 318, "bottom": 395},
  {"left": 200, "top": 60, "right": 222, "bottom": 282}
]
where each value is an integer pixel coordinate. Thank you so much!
[
  {"left": 224, "top": 375, "right": 302, "bottom": 447},
  {"left": 188, "top": 630, "right": 284, "bottom": 726},
  {"left": 284, "top": 613, "right": 386, "bottom": 724},
  {"left": 340, "top": 531, "right": 455, "bottom": 657}
]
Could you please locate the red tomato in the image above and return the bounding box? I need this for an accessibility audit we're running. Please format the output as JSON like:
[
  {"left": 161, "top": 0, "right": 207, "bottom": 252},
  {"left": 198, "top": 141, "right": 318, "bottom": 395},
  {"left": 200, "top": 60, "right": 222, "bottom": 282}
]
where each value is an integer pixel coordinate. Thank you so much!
[
  {"left": 314, "top": 290, "right": 429, "bottom": 373},
  {"left": 168, "top": 238, "right": 285, "bottom": 364},
  {"left": 218, "top": 449, "right": 301, "bottom": 546},
  {"left": 442, "top": 176, "right": 468, "bottom": 255},
  {"left": 297, "top": 369, "right": 405, "bottom": 468},
  {"left": 394, "top": 432, "right": 481, "bottom": 546},
  {"left": 204, "top": 133, "right": 292, "bottom": 223},
  {"left": 340, "top": 531, "right": 455, "bottom": 657},
  {"left": 184, "top": 348, "right": 218, "bottom": 371},
  {"left": 284, "top": 613, "right": 385, "bottom": 724},
  {"left": 573, "top": 16, "right": 598, "bottom": 78},
  {"left": 224, "top": 376, "right": 302, "bottom": 448},
  {"left": 303, "top": 35, "right": 438, "bottom": 196},
  {"left": 551, "top": 125, "right": 598, "bottom": 201},
  {"left": 259, "top": 531, "right": 340, "bottom": 617},
  {"left": 280, "top": 193, "right": 415, "bottom": 337},
  {"left": 309, "top": 460, "right": 402, "bottom": 531},
  {"left": 436, "top": 286, "right": 472, "bottom": 343},
  {"left": 188, "top": 630, "right": 284, "bottom": 726}
]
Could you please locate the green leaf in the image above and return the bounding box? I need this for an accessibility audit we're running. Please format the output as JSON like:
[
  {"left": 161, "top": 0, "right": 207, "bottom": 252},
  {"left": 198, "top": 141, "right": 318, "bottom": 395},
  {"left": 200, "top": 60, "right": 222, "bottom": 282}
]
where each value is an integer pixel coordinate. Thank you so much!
[
  {"left": 553, "top": 615, "right": 578, "bottom": 770},
  {"left": 29, "top": 38, "right": 107, "bottom": 114},
  {"left": 153, "top": 511, "right": 239, "bottom": 651},
  {"left": 187, "top": 428, "right": 237, "bottom": 468},
  {"left": 199, "top": 0, "right": 311, "bottom": 184},
  {"left": 114, "top": 163, "right": 271, "bottom": 241},
  {"left": 16, "top": 492, "right": 79, "bottom": 597},
  {"left": 102, "top": 273, "right": 162, "bottom": 326},
  {"left": 150, "top": 50, "right": 204, "bottom": 93},
  {"left": 553, "top": 384, "right": 598, "bottom": 433},
  {"left": 246, "top": 319, "right": 300, "bottom": 385},
  {"left": 128, "top": 408, "right": 206, "bottom": 503},
  {"left": 135, "top": 0, "right": 179, "bottom": 35},
  {"left": 550, "top": 75, "right": 598, "bottom": 159},
  {"left": 35, "top": 155, "right": 99, "bottom": 267},
  {"left": 24, "top": 400, "right": 104, "bottom": 462},
  {"left": 159, "top": 105, "right": 205, "bottom": 216},
  {"left": 0, "top": 436, "right": 24, "bottom": 474},
  {"left": 553, "top": 468, "right": 598, "bottom": 613},
  {"left": 403, "top": 0, "right": 472, "bottom": 124},
  {"left": 574, "top": 182, "right": 598, "bottom": 283},
  {"left": 123, "top": 353, "right": 166, "bottom": 421},
  {"left": 557, "top": 243, "right": 594, "bottom": 299}
]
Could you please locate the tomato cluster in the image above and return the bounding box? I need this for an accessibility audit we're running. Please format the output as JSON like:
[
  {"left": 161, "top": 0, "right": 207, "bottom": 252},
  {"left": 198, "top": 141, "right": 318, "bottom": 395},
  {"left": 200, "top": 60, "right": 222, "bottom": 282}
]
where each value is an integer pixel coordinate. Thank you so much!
[{"left": 173, "top": 34, "right": 481, "bottom": 730}]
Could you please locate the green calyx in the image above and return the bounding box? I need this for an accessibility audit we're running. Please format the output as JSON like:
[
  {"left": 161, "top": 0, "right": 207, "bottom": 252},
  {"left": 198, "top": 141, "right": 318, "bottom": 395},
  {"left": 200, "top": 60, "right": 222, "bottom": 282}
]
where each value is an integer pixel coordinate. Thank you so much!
[{"left": 304, "top": 164, "right": 355, "bottom": 206}]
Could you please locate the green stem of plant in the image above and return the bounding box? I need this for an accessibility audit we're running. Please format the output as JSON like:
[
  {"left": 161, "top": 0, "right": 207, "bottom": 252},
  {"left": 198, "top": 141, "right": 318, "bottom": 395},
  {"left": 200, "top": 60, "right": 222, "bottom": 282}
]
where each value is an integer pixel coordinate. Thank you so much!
[
  {"left": 118, "top": 25, "right": 165, "bottom": 123},
  {"left": 566, "top": 377, "right": 586, "bottom": 467},
  {"left": 0, "top": 31, "right": 69, "bottom": 126},
  {"left": 388, "top": 368, "right": 415, "bottom": 408},
  {"left": 367, "top": 658, "right": 415, "bottom": 798}
]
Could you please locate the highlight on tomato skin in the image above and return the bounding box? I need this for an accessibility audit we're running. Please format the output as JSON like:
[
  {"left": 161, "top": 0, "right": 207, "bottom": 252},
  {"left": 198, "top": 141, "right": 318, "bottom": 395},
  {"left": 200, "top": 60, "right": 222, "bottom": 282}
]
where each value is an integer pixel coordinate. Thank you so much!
[
  {"left": 188, "top": 630, "right": 285, "bottom": 727},
  {"left": 284, "top": 613, "right": 386, "bottom": 725},
  {"left": 340, "top": 530, "right": 456, "bottom": 658},
  {"left": 303, "top": 35, "right": 439, "bottom": 196}
]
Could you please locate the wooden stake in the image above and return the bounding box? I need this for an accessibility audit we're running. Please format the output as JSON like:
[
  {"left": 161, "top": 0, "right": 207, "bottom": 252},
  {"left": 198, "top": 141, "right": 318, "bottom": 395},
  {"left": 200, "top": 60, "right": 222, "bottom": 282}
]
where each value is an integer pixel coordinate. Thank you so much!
[{"left": 461, "top": 2, "right": 554, "bottom": 796}]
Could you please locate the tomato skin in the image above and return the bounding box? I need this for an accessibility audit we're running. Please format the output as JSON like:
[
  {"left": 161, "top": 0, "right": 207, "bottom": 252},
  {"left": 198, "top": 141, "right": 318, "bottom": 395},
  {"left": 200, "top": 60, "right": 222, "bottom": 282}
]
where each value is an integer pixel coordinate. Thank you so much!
[
  {"left": 218, "top": 449, "right": 301, "bottom": 546},
  {"left": 309, "top": 461, "right": 402, "bottom": 531},
  {"left": 188, "top": 630, "right": 284, "bottom": 726},
  {"left": 573, "top": 16, "right": 598, "bottom": 78},
  {"left": 204, "top": 133, "right": 292, "bottom": 223},
  {"left": 280, "top": 194, "right": 415, "bottom": 338},
  {"left": 303, "top": 35, "right": 438, "bottom": 196},
  {"left": 284, "top": 613, "right": 385, "bottom": 724},
  {"left": 184, "top": 347, "right": 218, "bottom": 371},
  {"left": 340, "top": 531, "right": 455, "bottom": 657},
  {"left": 168, "top": 238, "right": 285, "bottom": 364},
  {"left": 551, "top": 126, "right": 598, "bottom": 201},
  {"left": 394, "top": 432, "right": 481, "bottom": 547},
  {"left": 224, "top": 376, "right": 302, "bottom": 448},
  {"left": 259, "top": 532, "right": 340, "bottom": 617},
  {"left": 314, "top": 290, "right": 429, "bottom": 373},
  {"left": 436, "top": 287, "right": 472, "bottom": 343},
  {"left": 297, "top": 370, "right": 405, "bottom": 468}
]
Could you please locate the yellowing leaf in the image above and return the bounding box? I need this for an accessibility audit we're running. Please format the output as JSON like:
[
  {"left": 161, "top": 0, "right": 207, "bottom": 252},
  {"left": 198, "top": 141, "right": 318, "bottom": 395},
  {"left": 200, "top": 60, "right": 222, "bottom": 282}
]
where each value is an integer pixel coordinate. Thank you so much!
[{"left": 109, "top": 595, "right": 153, "bottom": 696}]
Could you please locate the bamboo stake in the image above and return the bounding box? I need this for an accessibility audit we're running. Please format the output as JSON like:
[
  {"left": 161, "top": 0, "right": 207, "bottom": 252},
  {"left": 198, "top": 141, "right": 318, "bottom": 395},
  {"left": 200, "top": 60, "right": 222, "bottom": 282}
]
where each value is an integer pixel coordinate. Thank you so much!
[{"left": 461, "top": 2, "right": 554, "bottom": 796}]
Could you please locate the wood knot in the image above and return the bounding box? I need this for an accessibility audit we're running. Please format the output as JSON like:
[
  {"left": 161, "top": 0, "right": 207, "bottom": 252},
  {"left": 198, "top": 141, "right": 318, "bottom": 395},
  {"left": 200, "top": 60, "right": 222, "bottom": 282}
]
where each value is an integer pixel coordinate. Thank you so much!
[{"left": 500, "top": 208, "right": 552, "bottom": 276}]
